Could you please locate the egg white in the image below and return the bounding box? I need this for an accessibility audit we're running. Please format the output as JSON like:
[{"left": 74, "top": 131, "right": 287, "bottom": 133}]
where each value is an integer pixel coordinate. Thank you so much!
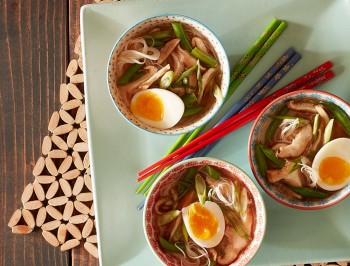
[
  {"left": 130, "top": 88, "right": 184, "bottom": 129},
  {"left": 182, "top": 201, "right": 225, "bottom": 248},
  {"left": 312, "top": 138, "right": 350, "bottom": 191}
]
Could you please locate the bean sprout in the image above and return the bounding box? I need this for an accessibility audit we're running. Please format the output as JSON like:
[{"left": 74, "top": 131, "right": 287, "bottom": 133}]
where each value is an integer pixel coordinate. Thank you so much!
[{"left": 208, "top": 179, "right": 236, "bottom": 207}]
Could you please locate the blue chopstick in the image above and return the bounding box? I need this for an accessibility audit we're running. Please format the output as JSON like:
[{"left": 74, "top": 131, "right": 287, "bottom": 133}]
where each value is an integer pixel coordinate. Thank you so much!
[
  {"left": 136, "top": 48, "right": 300, "bottom": 210},
  {"left": 211, "top": 47, "right": 296, "bottom": 128},
  {"left": 191, "top": 48, "right": 302, "bottom": 158},
  {"left": 242, "top": 52, "right": 302, "bottom": 111}
]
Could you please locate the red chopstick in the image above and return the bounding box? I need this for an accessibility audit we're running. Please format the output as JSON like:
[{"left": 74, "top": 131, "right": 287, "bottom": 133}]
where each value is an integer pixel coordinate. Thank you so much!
[
  {"left": 137, "top": 66, "right": 335, "bottom": 182},
  {"left": 138, "top": 109, "right": 261, "bottom": 180},
  {"left": 278, "top": 60, "right": 333, "bottom": 91}
]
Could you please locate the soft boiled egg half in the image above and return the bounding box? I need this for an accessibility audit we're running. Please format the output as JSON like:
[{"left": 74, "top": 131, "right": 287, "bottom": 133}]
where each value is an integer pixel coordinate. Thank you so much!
[
  {"left": 182, "top": 201, "right": 225, "bottom": 248},
  {"left": 130, "top": 88, "right": 184, "bottom": 129},
  {"left": 312, "top": 138, "right": 350, "bottom": 191}
]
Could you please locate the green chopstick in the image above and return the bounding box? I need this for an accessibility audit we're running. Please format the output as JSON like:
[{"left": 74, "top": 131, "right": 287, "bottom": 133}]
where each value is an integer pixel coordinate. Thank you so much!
[
  {"left": 227, "top": 18, "right": 281, "bottom": 98},
  {"left": 226, "top": 20, "right": 288, "bottom": 99},
  {"left": 135, "top": 132, "right": 190, "bottom": 194},
  {"left": 136, "top": 18, "right": 286, "bottom": 195},
  {"left": 142, "top": 126, "right": 204, "bottom": 195}
]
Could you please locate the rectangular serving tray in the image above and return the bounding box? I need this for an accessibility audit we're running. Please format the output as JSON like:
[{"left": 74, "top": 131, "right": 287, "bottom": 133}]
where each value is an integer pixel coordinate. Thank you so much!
[{"left": 80, "top": 0, "right": 350, "bottom": 265}]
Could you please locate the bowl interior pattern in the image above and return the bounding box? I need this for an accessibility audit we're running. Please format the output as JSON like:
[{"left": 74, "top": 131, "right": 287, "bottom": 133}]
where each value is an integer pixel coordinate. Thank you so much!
[
  {"left": 107, "top": 15, "right": 230, "bottom": 135},
  {"left": 144, "top": 157, "right": 266, "bottom": 266},
  {"left": 249, "top": 90, "right": 350, "bottom": 210}
]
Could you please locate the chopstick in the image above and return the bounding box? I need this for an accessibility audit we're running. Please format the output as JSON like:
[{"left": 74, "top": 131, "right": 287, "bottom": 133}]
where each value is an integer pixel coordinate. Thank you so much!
[
  {"left": 141, "top": 47, "right": 299, "bottom": 196},
  {"left": 189, "top": 49, "right": 301, "bottom": 158},
  {"left": 137, "top": 64, "right": 335, "bottom": 182},
  {"left": 135, "top": 18, "right": 287, "bottom": 194},
  {"left": 138, "top": 105, "right": 263, "bottom": 181},
  {"left": 226, "top": 19, "right": 287, "bottom": 99}
]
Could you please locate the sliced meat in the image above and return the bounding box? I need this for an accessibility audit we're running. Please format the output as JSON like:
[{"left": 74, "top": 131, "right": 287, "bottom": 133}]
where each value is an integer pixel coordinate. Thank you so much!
[{"left": 277, "top": 124, "right": 313, "bottom": 158}]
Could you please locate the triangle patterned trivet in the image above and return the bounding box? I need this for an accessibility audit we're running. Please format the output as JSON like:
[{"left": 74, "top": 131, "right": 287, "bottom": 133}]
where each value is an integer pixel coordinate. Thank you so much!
[{"left": 7, "top": 35, "right": 98, "bottom": 259}]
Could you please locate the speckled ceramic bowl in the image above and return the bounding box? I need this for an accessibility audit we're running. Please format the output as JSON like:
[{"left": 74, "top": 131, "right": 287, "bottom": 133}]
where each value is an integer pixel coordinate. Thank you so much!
[
  {"left": 248, "top": 90, "right": 350, "bottom": 210},
  {"left": 143, "top": 157, "right": 266, "bottom": 266},
  {"left": 107, "top": 15, "right": 230, "bottom": 135}
]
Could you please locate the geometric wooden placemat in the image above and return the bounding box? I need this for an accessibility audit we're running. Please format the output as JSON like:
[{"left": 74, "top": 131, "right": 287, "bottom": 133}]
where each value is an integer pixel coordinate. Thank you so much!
[{"left": 7, "top": 34, "right": 98, "bottom": 258}]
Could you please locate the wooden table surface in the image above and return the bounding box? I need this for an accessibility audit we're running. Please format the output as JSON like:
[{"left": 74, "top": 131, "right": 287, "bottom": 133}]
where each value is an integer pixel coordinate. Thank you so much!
[{"left": 0, "top": 0, "right": 99, "bottom": 265}]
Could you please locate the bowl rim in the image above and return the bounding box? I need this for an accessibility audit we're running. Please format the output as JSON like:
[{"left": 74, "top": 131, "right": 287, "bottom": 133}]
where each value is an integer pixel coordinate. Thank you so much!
[
  {"left": 143, "top": 156, "right": 266, "bottom": 265},
  {"left": 248, "top": 89, "right": 350, "bottom": 210},
  {"left": 106, "top": 14, "right": 231, "bottom": 135}
]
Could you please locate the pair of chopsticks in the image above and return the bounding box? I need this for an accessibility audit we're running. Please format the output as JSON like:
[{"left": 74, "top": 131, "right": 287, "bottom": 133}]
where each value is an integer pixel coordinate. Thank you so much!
[
  {"left": 139, "top": 46, "right": 300, "bottom": 198},
  {"left": 135, "top": 18, "right": 288, "bottom": 195},
  {"left": 137, "top": 61, "right": 335, "bottom": 182},
  {"left": 186, "top": 47, "right": 301, "bottom": 159}
]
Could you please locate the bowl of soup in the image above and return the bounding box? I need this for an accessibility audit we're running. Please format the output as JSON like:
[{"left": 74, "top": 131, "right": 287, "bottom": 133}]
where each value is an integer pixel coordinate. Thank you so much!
[
  {"left": 143, "top": 157, "right": 266, "bottom": 265},
  {"left": 248, "top": 90, "right": 350, "bottom": 210},
  {"left": 107, "top": 15, "right": 230, "bottom": 135}
]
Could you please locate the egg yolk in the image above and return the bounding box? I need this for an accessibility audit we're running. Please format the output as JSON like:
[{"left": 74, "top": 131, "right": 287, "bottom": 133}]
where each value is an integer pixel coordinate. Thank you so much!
[
  {"left": 319, "top": 156, "right": 350, "bottom": 185},
  {"left": 131, "top": 92, "right": 164, "bottom": 121},
  {"left": 187, "top": 203, "right": 218, "bottom": 240}
]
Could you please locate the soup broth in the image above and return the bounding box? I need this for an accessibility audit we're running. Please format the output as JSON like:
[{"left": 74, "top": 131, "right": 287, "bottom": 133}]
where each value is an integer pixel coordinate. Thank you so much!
[
  {"left": 115, "top": 21, "right": 223, "bottom": 129},
  {"left": 153, "top": 165, "right": 256, "bottom": 266},
  {"left": 257, "top": 98, "right": 350, "bottom": 200}
]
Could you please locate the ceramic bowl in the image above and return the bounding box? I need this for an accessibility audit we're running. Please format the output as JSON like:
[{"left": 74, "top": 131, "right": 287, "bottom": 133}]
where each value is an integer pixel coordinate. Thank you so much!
[
  {"left": 107, "top": 14, "right": 230, "bottom": 135},
  {"left": 143, "top": 157, "right": 266, "bottom": 266},
  {"left": 248, "top": 90, "right": 350, "bottom": 210}
]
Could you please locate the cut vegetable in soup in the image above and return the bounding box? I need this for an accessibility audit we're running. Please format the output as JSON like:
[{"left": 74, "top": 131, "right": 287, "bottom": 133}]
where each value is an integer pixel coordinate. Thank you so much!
[
  {"left": 256, "top": 99, "right": 350, "bottom": 200},
  {"left": 154, "top": 165, "right": 255, "bottom": 266},
  {"left": 115, "top": 21, "right": 223, "bottom": 129}
]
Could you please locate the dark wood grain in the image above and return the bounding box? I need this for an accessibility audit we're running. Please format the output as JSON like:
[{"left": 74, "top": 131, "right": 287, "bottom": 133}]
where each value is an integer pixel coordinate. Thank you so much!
[
  {"left": 0, "top": 0, "right": 97, "bottom": 265},
  {"left": 0, "top": 0, "right": 69, "bottom": 265}
]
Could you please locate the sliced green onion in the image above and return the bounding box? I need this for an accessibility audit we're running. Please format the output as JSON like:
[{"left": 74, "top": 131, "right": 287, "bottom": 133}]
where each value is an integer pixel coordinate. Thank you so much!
[
  {"left": 171, "top": 21, "right": 193, "bottom": 52},
  {"left": 181, "top": 92, "right": 197, "bottom": 106},
  {"left": 159, "top": 236, "right": 185, "bottom": 253},
  {"left": 220, "top": 204, "right": 251, "bottom": 240},
  {"left": 233, "top": 181, "right": 241, "bottom": 212},
  {"left": 195, "top": 174, "right": 206, "bottom": 205},
  {"left": 209, "top": 259, "right": 216, "bottom": 266},
  {"left": 145, "top": 38, "right": 164, "bottom": 47},
  {"left": 149, "top": 29, "right": 174, "bottom": 40},
  {"left": 130, "top": 71, "right": 146, "bottom": 82},
  {"left": 196, "top": 60, "right": 203, "bottom": 103},
  {"left": 266, "top": 105, "right": 289, "bottom": 142},
  {"left": 260, "top": 145, "right": 285, "bottom": 168},
  {"left": 158, "top": 210, "right": 181, "bottom": 226},
  {"left": 313, "top": 114, "right": 320, "bottom": 138},
  {"left": 323, "top": 118, "right": 334, "bottom": 144},
  {"left": 175, "top": 64, "right": 198, "bottom": 84},
  {"left": 289, "top": 158, "right": 301, "bottom": 173},
  {"left": 191, "top": 47, "right": 217, "bottom": 68},
  {"left": 160, "top": 70, "right": 174, "bottom": 89},
  {"left": 213, "top": 84, "right": 223, "bottom": 103},
  {"left": 177, "top": 167, "right": 197, "bottom": 198},
  {"left": 255, "top": 143, "right": 267, "bottom": 178},
  {"left": 183, "top": 106, "right": 202, "bottom": 117},
  {"left": 240, "top": 187, "right": 249, "bottom": 221},
  {"left": 117, "top": 63, "right": 144, "bottom": 85},
  {"left": 321, "top": 101, "right": 350, "bottom": 136},
  {"left": 204, "top": 165, "right": 221, "bottom": 179},
  {"left": 288, "top": 186, "right": 328, "bottom": 199},
  {"left": 182, "top": 222, "right": 189, "bottom": 244}
]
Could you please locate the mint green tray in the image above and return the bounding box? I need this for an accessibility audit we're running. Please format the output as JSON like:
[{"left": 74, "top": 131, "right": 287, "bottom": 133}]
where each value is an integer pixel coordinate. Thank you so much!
[{"left": 81, "top": 0, "right": 350, "bottom": 265}]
